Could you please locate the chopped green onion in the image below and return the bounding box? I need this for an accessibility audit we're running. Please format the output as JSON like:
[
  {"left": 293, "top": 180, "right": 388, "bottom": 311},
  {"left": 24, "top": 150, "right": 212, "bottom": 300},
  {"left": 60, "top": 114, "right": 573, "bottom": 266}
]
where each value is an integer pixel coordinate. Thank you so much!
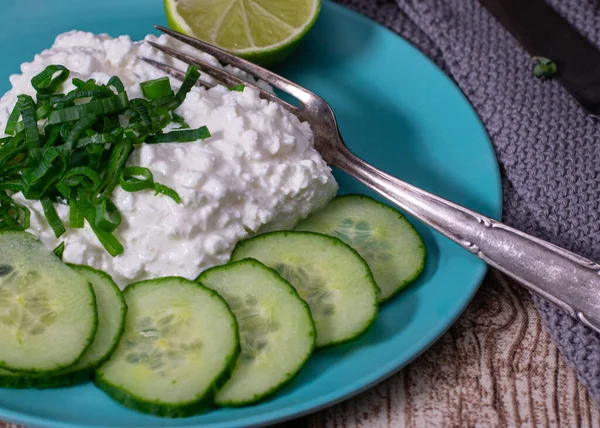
[
  {"left": 85, "top": 209, "right": 123, "bottom": 257},
  {"left": 75, "top": 132, "right": 115, "bottom": 148},
  {"left": 31, "top": 65, "right": 69, "bottom": 95},
  {"left": 0, "top": 64, "right": 208, "bottom": 254},
  {"left": 60, "top": 166, "right": 101, "bottom": 190},
  {"left": 153, "top": 183, "right": 181, "bottom": 204},
  {"left": 35, "top": 102, "right": 51, "bottom": 120},
  {"left": 130, "top": 99, "right": 161, "bottom": 133},
  {"left": 532, "top": 56, "right": 557, "bottom": 79},
  {"left": 42, "top": 125, "right": 61, "bottom": 148},
  {"left": 93, "top": 140, "right": 132, "bottom": 202},
  {"left": 124, "top": 128, "right": 145, "bottom": 144},
  {"left": 0, "top": 194, "right": 30, "bottom": 231},
  {"left": 18, "top": 95, "right": 41, "bottom": 159},
  {"left": 21, "top": 147, "right": 66, "bottom": 199},
  {"left": 140, "top": 77, "right": 173, "bottom": 100},
  {"left": 4, "top": 102, "right": 21, "bottom": 136},
  {"left": 230, "top": 84, "right": 245, "bottom": 92},
  {"left": 69, "top": 188, "right": 89, "bottom": 228},
  {"left": 119, "top": 166, "right": 154, "bottom": 191},
  {"left": 52, "top": 242, "right": 65, "bottom": 259},
  {"left": 52, "top": 87, "right": 112, "bottom": 105},
  {"left": 41, "top": 196, "right": 65, "bottom": 238},
  {"left": 66, "top": 115, "right": 98, "bottom": 149},
  {"left": 93, "top": 198, "right": 121, "bottom": 232},
  {"left": 171, "top": 113, "right": 189, "bottom": 129},
  {"left": 47, "top": 92, "right": 129, "bottom": 125},
  {"left": 107, "top": 76, "right": 125, "bottom": 94},
  {"left": 146, "top": 126, "right": 211, "bottom": 144},
  {"left": 72, "top": 78, "right": 105, "bottom": 92},
  {"left": 163, "top": 65, "right": 200, "bottom": 110}
]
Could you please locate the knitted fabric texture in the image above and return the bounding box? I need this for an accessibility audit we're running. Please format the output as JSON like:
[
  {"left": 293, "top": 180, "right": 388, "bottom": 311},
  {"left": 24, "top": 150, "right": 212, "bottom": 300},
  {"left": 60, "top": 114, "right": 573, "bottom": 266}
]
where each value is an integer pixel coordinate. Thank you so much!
[{"left": 336, "top": 0, "right": 600, "bottom": 400}]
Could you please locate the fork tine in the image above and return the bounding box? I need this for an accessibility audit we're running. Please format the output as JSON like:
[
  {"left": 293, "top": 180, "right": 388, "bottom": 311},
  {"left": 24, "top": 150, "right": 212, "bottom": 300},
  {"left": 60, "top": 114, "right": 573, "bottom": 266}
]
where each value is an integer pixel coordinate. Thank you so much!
[
  {"left": 140, "top": 56, "right": 214, "bottom": 89},
  {"left": 146, "top": 41, "right": 300, "bottom": 114},
  {"left": 154, "top": 25, "right": 313, "bottom": 104}
]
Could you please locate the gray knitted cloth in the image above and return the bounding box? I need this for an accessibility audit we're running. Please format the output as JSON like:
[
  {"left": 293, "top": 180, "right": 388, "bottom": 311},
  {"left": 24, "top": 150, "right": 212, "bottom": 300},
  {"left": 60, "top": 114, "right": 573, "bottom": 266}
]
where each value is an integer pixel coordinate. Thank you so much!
[{"left": 336, "top": 0, "right": 600, "bottom": 400}]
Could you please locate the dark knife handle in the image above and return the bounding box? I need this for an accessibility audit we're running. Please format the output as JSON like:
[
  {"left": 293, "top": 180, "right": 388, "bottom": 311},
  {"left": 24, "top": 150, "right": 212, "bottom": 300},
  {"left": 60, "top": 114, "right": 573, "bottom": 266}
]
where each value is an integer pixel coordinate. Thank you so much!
[{"left": 479, "top": 0, "right": 600, "bottom": 116}]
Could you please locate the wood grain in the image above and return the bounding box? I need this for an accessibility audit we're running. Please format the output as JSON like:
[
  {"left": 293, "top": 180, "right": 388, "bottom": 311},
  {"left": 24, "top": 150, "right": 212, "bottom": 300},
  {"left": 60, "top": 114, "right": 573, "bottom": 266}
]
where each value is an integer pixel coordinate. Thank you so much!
[
  {"left": 308, "top": 271, "right": 600, "bottom": 428},
  {"left": 2, "top": 271, "right": 599, "bottom": 428}
]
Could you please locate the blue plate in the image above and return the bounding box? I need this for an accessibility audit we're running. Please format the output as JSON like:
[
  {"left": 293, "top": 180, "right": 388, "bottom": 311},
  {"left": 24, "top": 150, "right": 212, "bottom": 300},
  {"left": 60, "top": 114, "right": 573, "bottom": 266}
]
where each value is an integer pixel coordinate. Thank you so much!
[{"left": 0, "top": 1, "right": 501, "bottom": 427}]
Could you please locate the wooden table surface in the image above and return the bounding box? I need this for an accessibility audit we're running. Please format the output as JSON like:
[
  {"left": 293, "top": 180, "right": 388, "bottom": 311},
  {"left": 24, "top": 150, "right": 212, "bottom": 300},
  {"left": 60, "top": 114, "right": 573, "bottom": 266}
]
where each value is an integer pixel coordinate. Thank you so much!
[{"left": 2, "top": 270, "right": 599, "bottom": 428}]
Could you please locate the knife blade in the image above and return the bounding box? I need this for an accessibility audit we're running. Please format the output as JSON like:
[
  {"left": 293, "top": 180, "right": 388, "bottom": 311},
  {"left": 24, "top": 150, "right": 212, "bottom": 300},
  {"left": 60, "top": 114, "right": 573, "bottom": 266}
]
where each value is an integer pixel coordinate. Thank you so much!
[{"left": 479, "top": 0, "right": 600, "bottom": 116}]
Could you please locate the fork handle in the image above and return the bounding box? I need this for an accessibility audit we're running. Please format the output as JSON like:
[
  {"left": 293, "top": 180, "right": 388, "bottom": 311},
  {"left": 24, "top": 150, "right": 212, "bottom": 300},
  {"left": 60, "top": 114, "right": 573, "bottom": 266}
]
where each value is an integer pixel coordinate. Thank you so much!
[{"left": 336, "top": 149, "right": 600, "bottom": 334}]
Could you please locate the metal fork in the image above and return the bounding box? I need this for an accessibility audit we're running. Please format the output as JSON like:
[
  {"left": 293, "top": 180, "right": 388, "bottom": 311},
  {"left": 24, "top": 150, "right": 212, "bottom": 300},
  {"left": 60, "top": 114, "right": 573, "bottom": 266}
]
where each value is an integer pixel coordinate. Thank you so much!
[{"left": 146, "top": 25, "right": 600, "bottom": 334}]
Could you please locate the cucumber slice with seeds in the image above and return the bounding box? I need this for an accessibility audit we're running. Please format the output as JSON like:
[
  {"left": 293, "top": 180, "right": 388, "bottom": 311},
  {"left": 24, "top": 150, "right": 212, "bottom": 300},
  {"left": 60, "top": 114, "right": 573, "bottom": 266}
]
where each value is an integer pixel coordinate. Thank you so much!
[
  {"left": 296, "top": 194, "right": 426, "bottom": 302},
  {"left": 198, "top": 259, "right": 315, "bottom": 406},
  {"left": 0, "top": 265, "right": 126, "bottom": 388},
  {"left": 231, "top": 231, "right": 379, "bottom": 348},
  {"left": 95, "top": 277, "right": 239, "bottom": 418},
  {"left": 0, "top": 231, "right": 97, "bottom": 373}
]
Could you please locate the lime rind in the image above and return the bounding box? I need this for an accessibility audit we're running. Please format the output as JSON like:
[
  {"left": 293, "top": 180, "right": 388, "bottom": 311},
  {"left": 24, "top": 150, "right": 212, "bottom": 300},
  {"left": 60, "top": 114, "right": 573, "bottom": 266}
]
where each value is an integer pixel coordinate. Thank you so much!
[{"left": 164, "top": 0, "right": 321, "bottom": 65}]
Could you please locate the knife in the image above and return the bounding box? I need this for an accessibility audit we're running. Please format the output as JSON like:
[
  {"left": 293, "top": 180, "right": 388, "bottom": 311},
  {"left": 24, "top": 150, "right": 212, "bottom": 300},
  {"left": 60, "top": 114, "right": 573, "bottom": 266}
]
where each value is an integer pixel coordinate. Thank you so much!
[{"left": 478, "top": 0, "right": 600, "bottom": 116}]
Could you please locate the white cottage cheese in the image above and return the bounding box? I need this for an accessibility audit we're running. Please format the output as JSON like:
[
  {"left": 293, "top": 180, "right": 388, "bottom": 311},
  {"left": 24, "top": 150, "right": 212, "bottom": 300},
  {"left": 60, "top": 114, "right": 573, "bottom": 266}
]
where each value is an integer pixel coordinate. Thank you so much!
[{"left": 0, "top": 31, "right": 338, "bottom": 286}]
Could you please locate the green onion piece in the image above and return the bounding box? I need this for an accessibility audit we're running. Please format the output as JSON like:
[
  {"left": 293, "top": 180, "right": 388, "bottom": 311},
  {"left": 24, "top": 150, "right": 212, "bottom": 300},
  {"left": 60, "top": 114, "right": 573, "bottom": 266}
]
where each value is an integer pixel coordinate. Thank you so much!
[
  {"left": 146, "top": 126, "right": 211, "bottom": 144},
  {"left": 4, "top": 102, "right": 21, "bottom": 136},
  {"left": 153, "top": 183, "right": 181, "bottom": 204},
  {"left": 119, "top": 166, "right": 154, "bottom": 191},
  {"left": 31, "top": 65, "right": 69, "bottom": 95},
  {"left": 68, "top": 194, "right": 82, "bottom": 228},
  {"left": 93, "top": 140, "right": 132, "bottom": 202},
  {"left": 72, "top": 78, "right": 111, "bottom": 94},
  {"left": 43, "top": 125, "right": 61, "bottom": 148},
  {"left": 171, "top": 113, "right": 189, "bottom": 129},
  {"left": 75, "top": 132, "right": 115, "bottom": 148},
  {"left": 0, "top": 179, "right": 22, "bottom": 191},
  {"left": 149, "top": 94, "right": 176, "bottom": 109},
  {"left": 130, "top": 98, "right": 159, "bottom": 133},
  {"left": 140, "top": 77, "right": 173, "bottom": 100},
  {"left": 164, "top": 65, "right": 200, "bottom": 110},
  {"left": 0, "top": 140, "right": 27, "bottom": 170},
  {"left": 52, "top": 87, "right": 112, "bottom": 105},
  {"left": 230, "top": 84, "right": 245, "bottom": 92},
  {"left": 0, "top": 195, "right": 30, "bottom": 231},
  {"left": 69, "top": 188, "right": 89, "bottom": 228},
  {"left": 124, "top": 128, "right": 145, "bottom": 144},
  {"left": 86, "top": 143, "right": 104, "bottom": 156},
  {"left": 66, "top": 115, "right": 98, "bottom": 149},
  {"left": 47, "top": 92, "right": 129, "bottom": 125},
  {"left": 21, "top": 147, "right": 66, "bottom": 199},
  {"left": 61, "top": 166, "right": 102, "bottom": 190},
  {"left": 85, "top": 209, "right": 123, "bottom": 256},
  {"left": 107, "top": 76, "right": 125, "bottom": 94},
  {"left": 41, "top": 197, "right": 65, "bottom": 238},
  {"left": 52, "top": 242, "right": 65, "bottom": 259},
  {"left": 59, "top": 123, "right": 72, "bottom": 141},
  {"left": 35, "top": 102, "right": 51, "bottom": 120},
  {"left": 93, "top": 198, "right": 121, "bottom": 232},
  {"left": 17, "top": 95, "right": 41, "bottom": 158},
  {"left": 102, "top": 116, "right": 121, "bottom": 133}
]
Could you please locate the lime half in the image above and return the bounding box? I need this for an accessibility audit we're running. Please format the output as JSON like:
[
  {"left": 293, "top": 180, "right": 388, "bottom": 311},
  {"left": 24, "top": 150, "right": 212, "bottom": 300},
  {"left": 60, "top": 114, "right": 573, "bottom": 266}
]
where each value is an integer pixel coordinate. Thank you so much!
[{"left": 164, "top": 0, "right": 321, "bottom": 65}]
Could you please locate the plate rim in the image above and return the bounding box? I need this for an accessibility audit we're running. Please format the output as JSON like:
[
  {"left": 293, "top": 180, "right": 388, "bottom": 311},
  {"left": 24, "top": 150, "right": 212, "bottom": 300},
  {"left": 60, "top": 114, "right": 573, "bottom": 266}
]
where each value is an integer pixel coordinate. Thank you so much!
[{"left": 0, "top": 1, "right": 502, "bottom": 427}]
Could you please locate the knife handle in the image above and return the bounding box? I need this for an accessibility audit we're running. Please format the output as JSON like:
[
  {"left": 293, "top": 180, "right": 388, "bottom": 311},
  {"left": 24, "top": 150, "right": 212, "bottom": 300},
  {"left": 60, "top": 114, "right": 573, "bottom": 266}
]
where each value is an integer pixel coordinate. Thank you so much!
[{"left": 337, "top": 149, "right": 600, "bottom": 333}]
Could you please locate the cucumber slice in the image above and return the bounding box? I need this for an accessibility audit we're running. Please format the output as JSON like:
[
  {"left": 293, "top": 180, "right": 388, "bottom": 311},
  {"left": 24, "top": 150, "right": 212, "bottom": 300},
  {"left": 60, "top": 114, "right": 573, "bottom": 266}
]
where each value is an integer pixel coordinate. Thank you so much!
[
  {"left": 67, "top": 265, "right": 127, "bottom": 370},
  {"left": 0, "top": 266, "right": 126, "bottom": 388},
  {"left": 0, "top": 231, "right": 97, "bottom": 373},
  {"left": 230, "top": 231, "right": 379, "bottom": 348},
  {"left": 198, "top": 259, "right": 315, "bottom": 406},
  {"left": 296, "top": 194, "right": 426, "bottom": 302},
  {"left": 95, "top": 277, "right": 240, "bottom": 418}
]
